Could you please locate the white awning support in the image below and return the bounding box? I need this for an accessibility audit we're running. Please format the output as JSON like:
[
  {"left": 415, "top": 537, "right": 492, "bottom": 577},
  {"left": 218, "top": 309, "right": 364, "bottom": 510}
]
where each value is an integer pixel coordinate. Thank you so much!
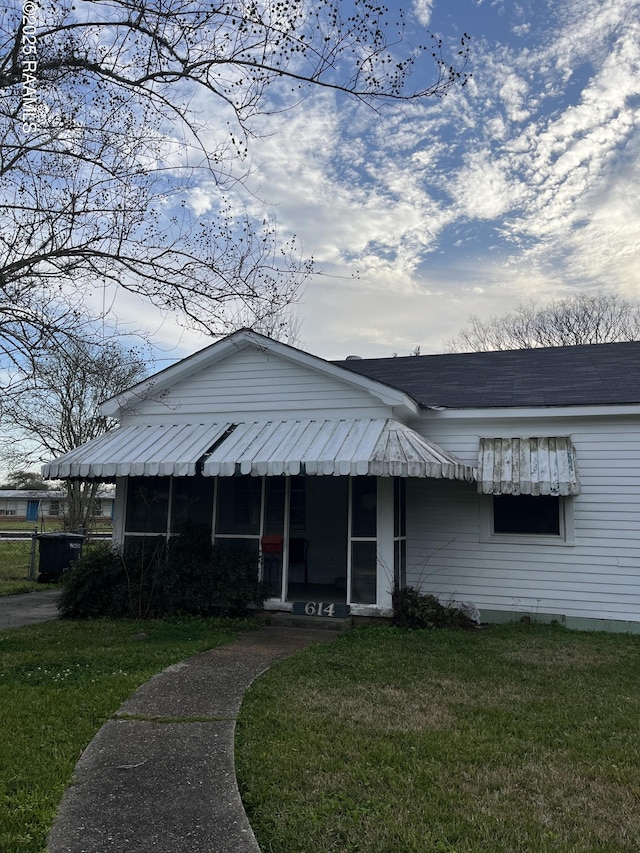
[
  {"left": 478, "top": 436, "right": 580, "bottom": 496},
  {"left": 42, "top": 419, "right": 476, "bottom": 482}
]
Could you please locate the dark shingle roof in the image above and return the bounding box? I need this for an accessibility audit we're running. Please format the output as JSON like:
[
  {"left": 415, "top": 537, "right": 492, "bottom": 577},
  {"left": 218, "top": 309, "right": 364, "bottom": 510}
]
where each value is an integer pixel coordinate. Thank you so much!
[{"left": 333, "top": 342, "right": 640, "bottom": 409}]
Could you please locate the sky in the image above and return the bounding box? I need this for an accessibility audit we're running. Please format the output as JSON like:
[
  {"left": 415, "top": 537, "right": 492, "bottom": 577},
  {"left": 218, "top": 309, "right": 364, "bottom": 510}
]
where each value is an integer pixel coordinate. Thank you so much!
[
  {"left": 35, "top": 0, "right": 640, "bottom": 367},
  {"left": 130, "top": 0, "right": 640, "bottom": 365}
]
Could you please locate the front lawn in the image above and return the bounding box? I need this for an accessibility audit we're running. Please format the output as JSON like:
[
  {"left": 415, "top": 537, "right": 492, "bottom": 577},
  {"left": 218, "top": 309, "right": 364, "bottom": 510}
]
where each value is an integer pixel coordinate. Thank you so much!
[
  {"left": 4, "top": 618, "right": 640, "bottom": 852},
  {"left": 0, "top": 539, "right": 37, "bottom": 589},
  {"left": 0, "top": 617, "right": 250, "bottom": 852},
  {"left": 0, "top": 539, "right": 104, "bottom": 595},
  {"left": 236, "top": 623, "right": 640, "bottom": 852}
]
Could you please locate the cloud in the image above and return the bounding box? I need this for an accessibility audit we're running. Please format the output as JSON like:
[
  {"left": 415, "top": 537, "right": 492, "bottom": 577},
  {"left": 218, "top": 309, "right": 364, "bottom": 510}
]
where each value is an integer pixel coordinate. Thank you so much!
[
  {"left": 115, "top": 0, "right": 640, "bottom": 361},
  {"left": 412, "top": 0, "right": 434, "bottom": 26},
  {"left": 451, "top": 152, "right": 524, "bottom": 220}
]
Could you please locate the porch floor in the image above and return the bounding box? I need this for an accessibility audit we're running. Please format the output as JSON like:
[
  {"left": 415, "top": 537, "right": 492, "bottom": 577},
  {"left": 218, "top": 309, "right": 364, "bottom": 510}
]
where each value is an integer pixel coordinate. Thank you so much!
[{"left": 286, "top": 582, "right": 347, "bottom": 603}]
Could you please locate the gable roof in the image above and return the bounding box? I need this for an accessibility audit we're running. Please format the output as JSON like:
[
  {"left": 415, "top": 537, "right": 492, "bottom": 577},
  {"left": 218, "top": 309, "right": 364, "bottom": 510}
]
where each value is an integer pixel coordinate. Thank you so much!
[
  {"left": 334, "top": 342, "right": 640, "bottom": 409},
  {"left": 101, "top": 329, "right": 419, "bottom": 419}
]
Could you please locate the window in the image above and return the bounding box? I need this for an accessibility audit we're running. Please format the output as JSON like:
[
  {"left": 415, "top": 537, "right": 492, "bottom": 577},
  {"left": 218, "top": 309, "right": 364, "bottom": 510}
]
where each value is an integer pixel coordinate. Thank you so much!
[
  {"left": 49, "top": 501, "right": 60, "bottom": 516},
  {"left": 493, "top": 495, "right": 560, "bottom": 536},
  {"left": 481, "top": 494, "right": 574, "bottom": 544}
]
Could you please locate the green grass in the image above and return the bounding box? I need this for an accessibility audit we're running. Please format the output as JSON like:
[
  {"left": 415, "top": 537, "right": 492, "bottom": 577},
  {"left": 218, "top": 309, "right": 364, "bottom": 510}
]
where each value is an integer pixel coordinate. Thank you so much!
[
  {"left": 236, "top": 623, "right": 640, "bottom": 852},
  {"left": 0, "top": 540, "right": 38, "bottom": 593},
  {"left": 0, "top": 617, "right": 250, "bottom": 852},
  {"left": 0, "top": 539, "right": 105, "bottom": 596}
]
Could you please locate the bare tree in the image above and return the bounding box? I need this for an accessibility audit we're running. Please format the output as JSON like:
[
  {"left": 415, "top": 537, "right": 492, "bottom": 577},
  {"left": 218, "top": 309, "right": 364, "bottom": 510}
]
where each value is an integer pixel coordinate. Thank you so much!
[
  {"left": 1, "top": 1, "right": 471, "bottom": 385},
  {"left": 227, "top": 303, "right": 304, "bottom": 347},
  {"left": 443, "top": 294, "right": 640, "bottom": 352},
  {"left": 1, "top": 339, "right": 147, "bottom": 530}
]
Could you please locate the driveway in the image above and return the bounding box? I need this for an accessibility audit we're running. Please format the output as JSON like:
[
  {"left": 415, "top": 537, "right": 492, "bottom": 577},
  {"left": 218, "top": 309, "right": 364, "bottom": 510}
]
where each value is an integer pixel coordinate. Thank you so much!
[{"left": 0, "top": 589, "right": 60, "bottom": 630}]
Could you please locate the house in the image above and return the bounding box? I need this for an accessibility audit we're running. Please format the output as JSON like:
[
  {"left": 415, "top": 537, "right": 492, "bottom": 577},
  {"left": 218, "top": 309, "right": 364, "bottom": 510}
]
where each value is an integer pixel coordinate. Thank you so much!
[
  {"left": 42, "top": 330, "right": 640, "bottom": 631},
  {"left": 0, "top": 489, "right": 115, "bottom": 523}
]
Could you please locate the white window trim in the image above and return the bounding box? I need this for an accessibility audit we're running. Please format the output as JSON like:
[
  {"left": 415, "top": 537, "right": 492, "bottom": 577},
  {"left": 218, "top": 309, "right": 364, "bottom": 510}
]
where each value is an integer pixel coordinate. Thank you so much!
[{"left": 479, "top": 495, "right": 575, "bottom": 546}]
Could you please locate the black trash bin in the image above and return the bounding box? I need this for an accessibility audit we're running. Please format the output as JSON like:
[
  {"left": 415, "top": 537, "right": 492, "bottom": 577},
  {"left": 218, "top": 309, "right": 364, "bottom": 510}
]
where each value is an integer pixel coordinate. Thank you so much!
[{"left": 37, "top": 533, "right": 85, "bottom": 582}]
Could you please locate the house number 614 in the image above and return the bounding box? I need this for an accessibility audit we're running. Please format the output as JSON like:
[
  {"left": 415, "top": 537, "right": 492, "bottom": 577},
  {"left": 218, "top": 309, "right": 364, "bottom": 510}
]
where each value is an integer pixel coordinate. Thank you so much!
[{"left": 304, "top": 602, "right": 336, "bottom": 617}]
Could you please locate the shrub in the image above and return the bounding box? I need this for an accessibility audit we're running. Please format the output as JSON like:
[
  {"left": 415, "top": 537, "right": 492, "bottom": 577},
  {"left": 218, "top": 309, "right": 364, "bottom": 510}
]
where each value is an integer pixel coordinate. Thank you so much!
[
  {"left": 58, "top": 544, "right": 130, "bottom": 619},
  {"left": 58, "top": 527, "right": 265, "bottom": 619},
  {"left": 207, "top": 541, "right": 265, "bottom": 616},
  {"left": 157, "top": 528, "right": 264, "bottom": 617},
  {"left": 392, "top": 586, "right": 477, "bottom": 630}
]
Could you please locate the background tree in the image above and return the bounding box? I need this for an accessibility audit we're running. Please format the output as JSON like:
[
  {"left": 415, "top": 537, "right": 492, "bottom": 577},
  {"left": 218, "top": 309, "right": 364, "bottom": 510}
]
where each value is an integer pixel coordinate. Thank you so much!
[
  {"left": 443, "top": 294, "right": 640, "bottom": 352},
  {"left": 0, "top": 470, "right": 50, "bottom": 490},
  {"left": 1, "top": 339, "right": 147, "bottom": 531},
  {"left": 1, "top": 1, "right": 470, "bottom": 390}
]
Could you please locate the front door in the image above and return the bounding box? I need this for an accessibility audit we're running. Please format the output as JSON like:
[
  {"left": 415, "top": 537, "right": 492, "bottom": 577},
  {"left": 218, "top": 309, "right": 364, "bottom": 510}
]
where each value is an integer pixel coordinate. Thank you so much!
[{"left": 285, "top": 477, "right": 349, "bottom": 602}]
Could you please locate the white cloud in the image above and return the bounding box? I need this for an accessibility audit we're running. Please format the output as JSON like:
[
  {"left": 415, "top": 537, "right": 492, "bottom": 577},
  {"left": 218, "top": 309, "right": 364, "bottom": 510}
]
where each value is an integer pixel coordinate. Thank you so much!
[
  {"left": 451, "top": 152, "right": 523, "bottom": 220},
  {"left": 498, "top": 71, "right": 531, "bottom": 123},
  {"left": 78, "top": 0, "right": 640, "bottom": 361},
  {"left": 412, "top": 0, "right": 434, "bottom": 26}
]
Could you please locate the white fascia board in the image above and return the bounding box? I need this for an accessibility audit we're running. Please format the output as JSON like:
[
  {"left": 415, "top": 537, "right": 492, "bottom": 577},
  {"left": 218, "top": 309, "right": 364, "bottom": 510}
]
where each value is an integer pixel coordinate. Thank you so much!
[
  {"left": 101, "top": 329, "right": 419, "bottom": 419},
  {"left": 420, "top": 404, "right": 640, "bottom": 422}
]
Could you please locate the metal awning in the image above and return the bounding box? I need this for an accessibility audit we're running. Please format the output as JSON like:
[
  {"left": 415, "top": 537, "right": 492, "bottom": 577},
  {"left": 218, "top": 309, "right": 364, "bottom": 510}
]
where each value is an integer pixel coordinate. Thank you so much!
[
  {"left": 203, "top": 419, "right": 475, "bottom": 479},
  {"left": 42, "top": 419, "right": 475, "bottom": 481},
  {"left": 41, "top": 423, "right": 233, "bottom": 479},
  {"left": 478, "top": 437, "right": 580, "bottom": 496}
]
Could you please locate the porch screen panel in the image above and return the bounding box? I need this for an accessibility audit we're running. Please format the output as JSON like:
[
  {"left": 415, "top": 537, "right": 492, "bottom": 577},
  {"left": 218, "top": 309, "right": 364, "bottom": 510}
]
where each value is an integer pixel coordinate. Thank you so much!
[
  {"left": 125, "top": 477, "right": 170, "bottom": 534},
  {"left": 262, "top": 478, "right": 286, "bottom": 597},
  {"left": 351, "top": 541, "right": 377, "bottom": 604},
  {"left": 394, "top": 478, "right": 407, "bottom": 590},
  {"left": 264, "top": 479, "right": 285, "bottom": 533},
  {"left": 171, "top": 477, "right": 214, "bottom": 535},
  {"left": 350, "top": 478, "right": 377, "bottom": 605},
  {"left": 351, "top": 478, "right": 376, "bottom": 537},
  {"left": 216, "top": 477, "right": 262, "bottom": 535}
]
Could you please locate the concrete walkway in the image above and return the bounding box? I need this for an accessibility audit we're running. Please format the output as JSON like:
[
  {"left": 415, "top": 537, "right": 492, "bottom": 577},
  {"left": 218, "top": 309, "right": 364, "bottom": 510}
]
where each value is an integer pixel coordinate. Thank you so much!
[
  {"left": 46, "top": 625, "right": 338, "bottom": 853},
  {"left": 0, "top": 588, "right": 60, "bottom": 629}
]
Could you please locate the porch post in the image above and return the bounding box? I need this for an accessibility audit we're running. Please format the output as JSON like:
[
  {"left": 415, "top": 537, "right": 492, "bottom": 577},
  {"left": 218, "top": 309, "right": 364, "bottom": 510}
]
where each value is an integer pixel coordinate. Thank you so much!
[{"left": 376, "top": 477, "right": 394, "bottom": 611}]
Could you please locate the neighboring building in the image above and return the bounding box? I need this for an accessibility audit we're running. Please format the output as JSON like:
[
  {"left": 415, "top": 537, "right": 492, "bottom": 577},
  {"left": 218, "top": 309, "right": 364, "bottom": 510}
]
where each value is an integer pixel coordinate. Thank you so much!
[
  {"left": 0, "top": 490, "right": 114, "bottom": 523},
  {"left": 42, "top": 330, "right": 640, "bottom": 631}
]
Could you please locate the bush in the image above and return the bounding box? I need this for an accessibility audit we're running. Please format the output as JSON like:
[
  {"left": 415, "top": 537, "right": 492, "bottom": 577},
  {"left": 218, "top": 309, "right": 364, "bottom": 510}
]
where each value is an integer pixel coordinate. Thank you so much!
[
  {"left": 58, "top": 544, "right": 130, "bottom": 619},
  {"left": 392, "top": 586, "right": 477, "bottom": 630},
  {"left": 58, "top": 528, "right": 265, "bottom": 619},
  {"left": 155, "top": 527, "right": 264, "bottom": 617}
]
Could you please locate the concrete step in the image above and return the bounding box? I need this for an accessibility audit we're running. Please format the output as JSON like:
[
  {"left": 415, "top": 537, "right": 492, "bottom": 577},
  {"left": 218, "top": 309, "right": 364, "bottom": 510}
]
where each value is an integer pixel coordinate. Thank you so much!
[{"left": 268, "top": 612, "right": 352, "bottom": 632}]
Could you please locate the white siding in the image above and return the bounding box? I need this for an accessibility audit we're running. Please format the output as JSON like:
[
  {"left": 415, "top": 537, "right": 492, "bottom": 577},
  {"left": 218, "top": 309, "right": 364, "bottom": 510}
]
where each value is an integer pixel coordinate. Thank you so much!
[
  {"left": 408, "top": 414, "right": 640, "bottom": 624},
  {"left": 123, "top": 348, "right": 392, "bottom": 424}
]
